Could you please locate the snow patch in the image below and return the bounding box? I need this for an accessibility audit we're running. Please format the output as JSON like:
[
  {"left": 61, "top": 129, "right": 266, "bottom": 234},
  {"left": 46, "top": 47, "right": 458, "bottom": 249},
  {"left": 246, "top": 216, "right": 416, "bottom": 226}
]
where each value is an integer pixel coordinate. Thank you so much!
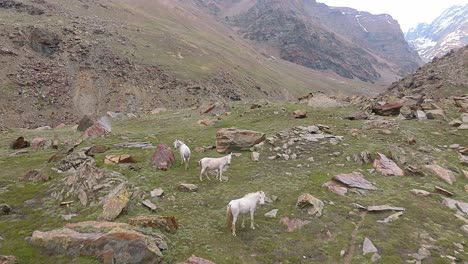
[{"left": 355, "top": 15, "right": 368, "bottom": 32}]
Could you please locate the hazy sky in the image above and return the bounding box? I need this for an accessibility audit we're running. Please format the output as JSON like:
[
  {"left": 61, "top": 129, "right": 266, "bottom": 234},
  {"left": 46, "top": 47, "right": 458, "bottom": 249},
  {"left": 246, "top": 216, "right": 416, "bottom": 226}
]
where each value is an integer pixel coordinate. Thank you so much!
[{"left": 317, "top": 0, "right": 468, "bottom": 32}]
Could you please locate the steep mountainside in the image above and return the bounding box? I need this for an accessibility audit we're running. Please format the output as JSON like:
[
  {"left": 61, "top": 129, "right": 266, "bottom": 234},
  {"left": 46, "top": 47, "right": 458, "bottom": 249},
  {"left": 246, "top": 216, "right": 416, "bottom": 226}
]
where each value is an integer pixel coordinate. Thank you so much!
[
  {"left": 197, "top": 0, "right": 422, "bottom": 83},
  {"left": 406, "top": 4, "right": 468, "bottom": 62},
  {"left": 0, "top": 0, "right": 378, "bottom": 128},
  {"left": 385, "top": 45, "right": 468, "bottom": 99}
]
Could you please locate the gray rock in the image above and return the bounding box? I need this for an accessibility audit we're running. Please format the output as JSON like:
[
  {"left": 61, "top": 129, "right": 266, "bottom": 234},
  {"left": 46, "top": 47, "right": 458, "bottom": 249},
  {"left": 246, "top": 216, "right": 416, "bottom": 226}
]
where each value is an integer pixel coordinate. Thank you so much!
[
  {"left": 150, "top": 188, "right": 164, "bottom": 197},
  {"left": 265, "top": 209, "right": 278, "bottom": 218},
  {"left": 142, "top": 199, "right": 157, "bottom": 211},
  {"left": 251, "top": 152, "right": 260, "bottom": 162},
  {"left": 177, "top": 183, "right": 198, "bottom": 192},
  {"left": 0, "top": 204, "right": 12, "bottom": 216},
  {"left": 448, "top": 119, "right": 463, "bottom": 127},
  {"left": 416, "top": 110, "right": 427, "bottom": 120},
  {"left": 363, "top": 237, "right": 378, "bottom": 255}
]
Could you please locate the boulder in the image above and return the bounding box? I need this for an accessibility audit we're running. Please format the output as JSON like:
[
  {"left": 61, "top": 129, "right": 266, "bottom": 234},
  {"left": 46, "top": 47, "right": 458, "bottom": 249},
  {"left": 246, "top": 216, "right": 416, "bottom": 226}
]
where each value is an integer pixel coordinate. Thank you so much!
[
  {"left": 177, "top": 183, "right": 199, "bottom": 192},
  {"left": 77, "top": 115, "right": 94, "bottom": 132},
  {"left": 28, "top": 221, "right": 166, "bottom": 264},
  {"left": 345, "top": 111, "right": 369, "bottom": 120},
  {"left": 22, "top": 170, "right": 49, "bottom": 181},
  {"left": 85, "top": 145, "right": 109, "bottom": 155},
  {"left": 416, "top": 110, "right": 427, "bottom": 120},
  {"left": 216, "top": 128, "right": 266, "bottom": 153},
  {"left": 462, "top": 113, "right": 468, "bottom": 123},
  {"left": 280, "top": 217, "right": 311, "bottom": 232},
  {"left": 448, "top": 119, "right": 463, "bottom": 127},
  {"left": 373, "top": 153, "right": 404, "bottom": 176},
  {"left": 293, "top": 109, "right": 307, "bottom": 118},
  {"left": 0, "top": 255, "right": 17, "bottom": 264},
  {"left": 98, "top": 183, "right": 130, "bottom": 221},
  {"left": 106, "top": 111, "right": 126, "bottom": 119},
  {"left": 332, "top": 172, "right": 377, "bottom": 190},
  {"left": 424, "top": 165, "right": 456, "bottom": 185},
  {"left": 372, "top": 103, "right": 403, "bottom": 116},
  {"left": 104, "top": 154, "right": 136, "bottom": 164},
  {"left": 128, "top": 215, "right": 178, "bottom": 233},
  {"left": 31, "top": 137, "right": 48, "bottom": 150},
  {"left": 151, "top": 144, "right": 176, "bottom": 171},
  {"left": 322, "top": 181, "right": 348, "bottom": 196},
  {"left": 82, "top": 116, "right": 111, "bottom": 139},
  {"left": 454, "top": 95, "right": 468, "bottom": 109},
  {"left": 399, "top": 106, "right": 415, "bottom": 119},
  {"left": 296, "top": 193, "right": 323, "bottom": 217},
  {"left": 425, "top": 110, "right": 446, "bottom": 120},
  {"left": 10, "top": 136, "right": 30, "bottom": 149}
]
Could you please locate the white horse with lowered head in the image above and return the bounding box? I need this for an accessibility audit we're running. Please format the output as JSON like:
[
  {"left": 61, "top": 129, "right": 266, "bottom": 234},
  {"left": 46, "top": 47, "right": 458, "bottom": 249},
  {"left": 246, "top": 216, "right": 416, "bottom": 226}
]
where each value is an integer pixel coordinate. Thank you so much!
[
  {"left": 198, "top": 153, "right": 232, "bottom": 182},
  {"left": 173, "top": 139, "right": 191, "bottom": 170},
  {"left": 226, "top": 191, "right": 265, "bottom": 236}
]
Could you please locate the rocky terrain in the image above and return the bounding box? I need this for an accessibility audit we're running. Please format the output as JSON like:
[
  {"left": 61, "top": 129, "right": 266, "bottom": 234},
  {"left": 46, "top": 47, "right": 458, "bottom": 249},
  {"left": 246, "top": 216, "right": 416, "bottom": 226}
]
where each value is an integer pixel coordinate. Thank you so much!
[
  {"left": 406, "top": 4, "right": 468, "bottom": 62},
  {"left": 198, "top": 0, "right": 422, "bottom": 83},
  {"left": 0, "top": 96, "right": 467, "bottom": 263},
  {"left": 0, "top": 0, "right": 380, "bottom": 129},
  {"left": 385, "top": 45, "right": 468, "bottom": 99}
]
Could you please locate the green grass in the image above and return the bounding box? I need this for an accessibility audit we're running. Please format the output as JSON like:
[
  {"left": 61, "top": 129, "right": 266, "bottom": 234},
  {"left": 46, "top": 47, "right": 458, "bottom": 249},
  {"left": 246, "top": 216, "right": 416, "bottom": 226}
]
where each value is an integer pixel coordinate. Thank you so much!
[{"left": 0, "top": 102, "right": 467, "bottom": 263}]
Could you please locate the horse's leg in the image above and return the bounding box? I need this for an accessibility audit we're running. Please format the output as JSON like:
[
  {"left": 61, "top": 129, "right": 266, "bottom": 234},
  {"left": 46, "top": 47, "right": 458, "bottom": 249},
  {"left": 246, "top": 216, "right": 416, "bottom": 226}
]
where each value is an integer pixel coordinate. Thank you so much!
[
  {"left": 219, "top": 166, "right": 223, "bottom": 181},
  {"left": 200, "top": 167, "right": 205, "bottom": 181},
  {"left": 241, "top": 215, "right": 245, "bottom": 228},
  {"left": 250, "top": 210, "right": 255, "bottom": 229},
  {"left": 205, "top": 168, "right": 211, "bottom": 180},
  {"left": 232, "top": 213, "right": 238, "bottom": 236}
]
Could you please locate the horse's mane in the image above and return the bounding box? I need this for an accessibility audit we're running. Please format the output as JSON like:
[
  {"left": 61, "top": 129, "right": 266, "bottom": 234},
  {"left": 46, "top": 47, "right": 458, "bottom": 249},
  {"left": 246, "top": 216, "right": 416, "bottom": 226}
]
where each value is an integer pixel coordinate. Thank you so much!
[{"left": 243, "top": 192, "right": 260, "bottom": 198}]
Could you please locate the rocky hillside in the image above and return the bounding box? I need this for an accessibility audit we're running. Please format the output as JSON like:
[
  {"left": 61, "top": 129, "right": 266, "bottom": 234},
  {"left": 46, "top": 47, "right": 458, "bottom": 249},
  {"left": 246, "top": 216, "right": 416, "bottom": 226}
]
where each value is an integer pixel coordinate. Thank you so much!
[
  {"left": 406, "top": 4, "right": 468, "bottom": 62},
  {"left": 385, "top": 45, "right": 468, "bottom": 99},
  {"left": 198, "top": 0, "right": 422, "bottom": 83},
  {"left": 0, "top": 0, "right": 379, "bottom": 129}
]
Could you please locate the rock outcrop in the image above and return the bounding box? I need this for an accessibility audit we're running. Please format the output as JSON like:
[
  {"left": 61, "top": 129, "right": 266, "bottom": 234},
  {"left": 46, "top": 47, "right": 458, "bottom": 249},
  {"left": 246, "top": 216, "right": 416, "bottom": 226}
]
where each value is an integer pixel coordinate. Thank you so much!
[{"left": 216, "top": 128, "right": 266, "bottom": 153}]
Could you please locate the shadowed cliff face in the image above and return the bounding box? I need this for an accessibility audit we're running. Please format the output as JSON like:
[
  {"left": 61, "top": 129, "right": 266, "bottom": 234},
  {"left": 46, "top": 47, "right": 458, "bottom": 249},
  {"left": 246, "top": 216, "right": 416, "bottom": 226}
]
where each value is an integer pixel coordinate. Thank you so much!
[{"left": 199, "top": 0, "right": 422, "bottom": 82}]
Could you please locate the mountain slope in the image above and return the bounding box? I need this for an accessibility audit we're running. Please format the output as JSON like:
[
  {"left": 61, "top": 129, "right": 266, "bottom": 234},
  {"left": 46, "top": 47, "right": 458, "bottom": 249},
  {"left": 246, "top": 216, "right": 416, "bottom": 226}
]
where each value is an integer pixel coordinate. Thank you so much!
[
  {"left": 0, "top": 0, "right": 378, "bottom": 128},
  {"left": 385, "top": 45, "right": 468, "bottom": 99},
  {"left": 406, "top": 4, "right": 468, "bottom": 62},
  {"left": 197, "top": 0, "right": 422, "bottom": 83}
]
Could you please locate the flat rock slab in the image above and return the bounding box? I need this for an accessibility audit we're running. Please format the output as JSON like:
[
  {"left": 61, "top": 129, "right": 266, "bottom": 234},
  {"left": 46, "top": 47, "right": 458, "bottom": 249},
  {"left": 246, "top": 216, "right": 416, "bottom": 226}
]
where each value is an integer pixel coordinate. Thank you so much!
[
  {"left": 141, "top": 199, "right": 157, "bottom": 211},
  {"left": 367, "top": 205, "right": 405, "bottom": 212},
  {"left": 434, "top": 186, "right": 453, "bottom": 196},
  {"left": 129, "top": 215, "right": 178, "bottom": 233},
  {"left": 177, "top": 184, "right": 199, "bottom": 192},
  {"left": 280, "top": 217, "right": 311, "bottom": 232},
  {"left": 333, "top": 172, "right": 377, "bottom": 190},
  {"left": 442, "top": 198, "right": 468, "bottom": 215},
  {"left": 373, "top": 153, "right": 404, "bottom": 176},
  {"left": 28, "top": 221, "right": 165, "bottom": 264},
  {"left": 322, "top": 181, "right": 348, "bottom": 196},
  {"left": 104, "top": 154, "right": 136, "bottom": 164},
  {"left": 114, "top": 142, "right": 155, "bottom": 149},
  {"left": 98, "top": 183, "right": 130, "bottom": 221},
  {"left": 0, "top": 255, "right": 17, "bottom": 264},
  {"left": 377, "top": 212, "right": 403, "bottom": 223},
  {"left": 182, "top": 255, "right": 216, "bottom": 264},
  {"left": 424, "top": 165, "right": 456, "bottom": 185},
  {"left": 411, "top": 189, "right": 431, "bottom": 196},
  {"left": 151, "top": 188, "right": 164, "bottom": 197}
]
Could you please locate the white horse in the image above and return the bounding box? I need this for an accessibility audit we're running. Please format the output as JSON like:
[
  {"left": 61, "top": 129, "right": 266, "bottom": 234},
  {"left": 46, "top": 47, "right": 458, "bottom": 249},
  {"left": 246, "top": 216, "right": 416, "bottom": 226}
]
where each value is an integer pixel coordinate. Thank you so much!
[
  {"left": 173, "top": 139, "right": 191, "bottom": 170},
  {"left": 198, "top": 153, "right": 232, "bottom": 181},
  {"left": 226, "top": 191, "right": 266, "bottom": 236}
]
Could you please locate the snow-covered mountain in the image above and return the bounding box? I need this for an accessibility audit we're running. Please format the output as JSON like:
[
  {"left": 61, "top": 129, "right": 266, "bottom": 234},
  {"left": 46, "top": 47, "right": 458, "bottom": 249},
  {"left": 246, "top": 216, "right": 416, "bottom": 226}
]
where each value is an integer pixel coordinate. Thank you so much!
[{"left": 406, "top": 4, "right": 468, "bottom": 62}]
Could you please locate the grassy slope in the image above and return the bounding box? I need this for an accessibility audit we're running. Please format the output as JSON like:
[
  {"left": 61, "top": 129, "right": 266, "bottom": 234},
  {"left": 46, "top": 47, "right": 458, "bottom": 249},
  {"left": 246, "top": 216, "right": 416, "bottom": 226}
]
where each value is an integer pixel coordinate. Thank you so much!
[{"left": 0, "top": 102, "right": 467, "bottom": 263}]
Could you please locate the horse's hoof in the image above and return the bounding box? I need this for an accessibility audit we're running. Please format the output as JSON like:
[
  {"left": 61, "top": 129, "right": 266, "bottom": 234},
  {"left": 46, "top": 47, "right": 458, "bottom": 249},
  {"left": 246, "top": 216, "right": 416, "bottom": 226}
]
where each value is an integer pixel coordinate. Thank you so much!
[{"left": 251, "top": 227, "right": 255, "bottom": 230}]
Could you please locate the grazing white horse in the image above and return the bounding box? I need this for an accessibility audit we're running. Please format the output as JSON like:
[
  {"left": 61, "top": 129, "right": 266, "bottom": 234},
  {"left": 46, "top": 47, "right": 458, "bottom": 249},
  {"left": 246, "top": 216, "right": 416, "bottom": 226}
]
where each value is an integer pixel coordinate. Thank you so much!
[
  {"left": 173, "top": 139, "right": 191, "bottom": 170},
  {"left": 226, "top": 191, "right": 266, "bottom": 236},
  {"left": 198, "top": 153, "right": 232, "bottom": 181}
]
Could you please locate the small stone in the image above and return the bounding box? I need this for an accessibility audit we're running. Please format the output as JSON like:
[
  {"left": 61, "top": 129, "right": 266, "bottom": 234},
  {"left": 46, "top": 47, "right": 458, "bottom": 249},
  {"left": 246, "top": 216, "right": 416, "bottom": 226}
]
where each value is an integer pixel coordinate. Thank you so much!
[
  {"left": 150, "top": 188, "right": 164, "bottom": 197},
  {"left": 142, "top": 199, "right": 157, "bottom": 211},
  {"left": 293, "top": 109, "right": 307, "bottom": 118},
  {"left": 449, "top": 144, "right": 460, "bottom": 149},
  {"left": 363, "top": 237, "right": 378, "bottom": 255},
  {"left": 265, "top": 209, "right": 278, "bottom": 218},
  {"left": 251, "top": 152, "right": 260, "bottom": 162},
  {"left": 340, "top": 250, "right": 346, "bottom": 257},
  {"left": 410, "top": 189, "right": 431, "bottom": 196},
  {"left": 177, "top": 183, "right": 199, "bottom": 192},
  {"left": 371, "top": 253, "right": 381, "bottom": 263}
]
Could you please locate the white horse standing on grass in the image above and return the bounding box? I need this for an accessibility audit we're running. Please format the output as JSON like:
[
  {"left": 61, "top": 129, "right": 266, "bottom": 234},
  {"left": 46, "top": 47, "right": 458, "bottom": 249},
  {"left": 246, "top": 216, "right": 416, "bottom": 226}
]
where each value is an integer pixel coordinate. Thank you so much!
[
  {"left": 173, "top": 139, "right": 191, "bottom": 170},
  {"left": 226, "top": 191, "right": 266, "bottom": 236},
  {"left": 198, "top": 153, "right": 232, "bottom": 181}
]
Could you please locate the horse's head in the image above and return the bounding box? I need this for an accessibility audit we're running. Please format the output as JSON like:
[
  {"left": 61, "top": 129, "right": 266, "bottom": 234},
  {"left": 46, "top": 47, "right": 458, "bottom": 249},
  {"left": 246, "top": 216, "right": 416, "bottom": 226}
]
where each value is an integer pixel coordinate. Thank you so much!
[
  {"left": 226, "top": 152, "right": 232, "bottom": 165},
  {"left": 258, "top": 191, "right": 265, "bottom": 205},
  {"left": 173, "top": 140, "right": 180, "bottom": 149}
]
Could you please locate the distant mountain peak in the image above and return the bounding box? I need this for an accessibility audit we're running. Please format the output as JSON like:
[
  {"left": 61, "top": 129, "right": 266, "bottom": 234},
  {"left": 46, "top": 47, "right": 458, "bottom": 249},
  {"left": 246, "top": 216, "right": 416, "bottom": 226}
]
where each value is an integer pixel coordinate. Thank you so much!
[{"left": 406, "top": 4, "right": 468, "bottom": 62}]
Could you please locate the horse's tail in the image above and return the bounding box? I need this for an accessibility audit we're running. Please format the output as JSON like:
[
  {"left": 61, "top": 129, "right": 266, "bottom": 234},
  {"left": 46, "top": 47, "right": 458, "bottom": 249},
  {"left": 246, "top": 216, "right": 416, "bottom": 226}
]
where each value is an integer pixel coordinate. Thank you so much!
[{"left": 226, "top": 204, "right": 233, "bottom": 232}]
